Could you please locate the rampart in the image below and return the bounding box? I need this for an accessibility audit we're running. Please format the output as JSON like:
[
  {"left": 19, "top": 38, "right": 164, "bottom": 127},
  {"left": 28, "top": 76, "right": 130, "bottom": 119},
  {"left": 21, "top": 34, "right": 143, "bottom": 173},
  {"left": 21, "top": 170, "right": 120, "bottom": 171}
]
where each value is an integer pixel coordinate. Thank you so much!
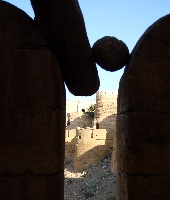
[
  {"left": 94, "top": 91, "right": 117, "bottom": 130},
  {"left": 66, "top": 99, "right": 96, "bottom": 113},
  {"left": 66, "top": 91, "right": 118, "bottom": 130},
  {"left": 65, "top": 91, "right": 118, "bottom": 172},
  {"left": 65, "top": 127, "right": 116, "bottom": 171}
]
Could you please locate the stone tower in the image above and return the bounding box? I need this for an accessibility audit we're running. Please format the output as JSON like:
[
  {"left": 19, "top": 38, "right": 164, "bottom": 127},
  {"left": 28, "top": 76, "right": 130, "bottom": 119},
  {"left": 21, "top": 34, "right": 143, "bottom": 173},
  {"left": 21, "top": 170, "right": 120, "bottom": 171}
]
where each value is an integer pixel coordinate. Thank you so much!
[{"left": 94, "top": 91, "right": 117, "bottom": 130}]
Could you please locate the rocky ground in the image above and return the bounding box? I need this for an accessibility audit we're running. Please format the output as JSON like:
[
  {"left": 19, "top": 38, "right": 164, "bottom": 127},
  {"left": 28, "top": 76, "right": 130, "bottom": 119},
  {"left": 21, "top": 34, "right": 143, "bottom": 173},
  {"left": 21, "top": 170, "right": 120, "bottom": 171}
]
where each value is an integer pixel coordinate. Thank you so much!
[{"left": 64, "top": 153, "right": 116, "bottom": 200}]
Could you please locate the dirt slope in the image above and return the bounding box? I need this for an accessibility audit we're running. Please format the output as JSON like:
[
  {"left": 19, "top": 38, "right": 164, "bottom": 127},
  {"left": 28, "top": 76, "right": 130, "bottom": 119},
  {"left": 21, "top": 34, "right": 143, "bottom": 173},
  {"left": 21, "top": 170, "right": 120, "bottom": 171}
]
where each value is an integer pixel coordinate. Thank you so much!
[{"left": 64, "top": 154, "right": 116, "bottom": 200}]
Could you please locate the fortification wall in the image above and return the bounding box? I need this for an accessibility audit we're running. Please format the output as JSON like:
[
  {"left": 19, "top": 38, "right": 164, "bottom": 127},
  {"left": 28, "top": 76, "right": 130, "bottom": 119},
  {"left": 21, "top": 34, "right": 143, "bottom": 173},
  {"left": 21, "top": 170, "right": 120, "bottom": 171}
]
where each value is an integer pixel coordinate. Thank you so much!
[
  {"left": 94, "top": 91, "right": 117, "bottom": 130},
  {"left": 65, "top": 129, "right": 77, "bottom": 161},
  {"left": 66, "top": 91, "right": 118, "bottom": 131},
  {"left": 65, "top": 128, "right": 115, "bottom": 171},
  {"left": 66, "top": 112, "right": 93, "bottom": 130},
  {"left": 65, "top": 91, "right": 118, "bottom": 172},
  {"left": 66, "top": 99, "right": 95, "bottom": 113}
]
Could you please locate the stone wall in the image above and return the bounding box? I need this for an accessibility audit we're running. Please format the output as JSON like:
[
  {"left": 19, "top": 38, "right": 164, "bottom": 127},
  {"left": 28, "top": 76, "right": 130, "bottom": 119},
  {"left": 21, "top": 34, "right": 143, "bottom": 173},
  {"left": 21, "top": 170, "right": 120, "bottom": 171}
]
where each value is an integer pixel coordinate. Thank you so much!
[
  {"left": 116, "top": 15, "right": 170, "bottom": 200},
  {"left": 66, "top": 112, "right": 93, "bottom": 130},
  {"left": 0, "top": 2, "right": 65, "bottom": 199},
  {"left": 66, "top": 99, "right": 96, "bottom": 113},
  {"left": 65, "top": 129, "right": 77, "bottom": 161},
  {"left": 65, "top": 127, "right": 116, "bottom": 171},
  {"left": 66, "top": 91, "right": 118, "bottom": 130},
  {"left": 95, "top": 91, "right": 117, "bottom": 132},
  {"left": 65, "top": 91, "right": 118, "bottom": 172},
  {"left": 74, "top": 128, "right": 114, "bottom": 171}
]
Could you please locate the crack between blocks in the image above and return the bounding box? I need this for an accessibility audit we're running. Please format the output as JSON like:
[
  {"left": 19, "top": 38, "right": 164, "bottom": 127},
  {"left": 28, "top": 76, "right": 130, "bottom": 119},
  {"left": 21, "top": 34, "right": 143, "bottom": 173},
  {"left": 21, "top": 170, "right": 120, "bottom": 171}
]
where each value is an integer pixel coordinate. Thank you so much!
[
  {"left": 127, "top": 173, "right": 170, "bottom": 176},
  {"left": 118, "top": 110, "right": 170, "bottom": 115},
  {"left": 119, "top": 170, "right": 170, "bottom": 176},
  {"left": 0, "top": 172, "right": 61, "bottom": 178},
  {"left": 0, "top": 106, "right": 65, "bottom": 111}
]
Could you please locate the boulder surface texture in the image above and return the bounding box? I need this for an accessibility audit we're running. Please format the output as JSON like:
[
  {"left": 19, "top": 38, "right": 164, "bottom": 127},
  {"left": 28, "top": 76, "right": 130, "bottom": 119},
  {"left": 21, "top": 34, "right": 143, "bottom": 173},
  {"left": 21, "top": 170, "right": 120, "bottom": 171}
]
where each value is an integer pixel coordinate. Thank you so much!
[
  {"left": 92, "top": 36, "right": 129, "bottom": 72},
  {"left": 116, "top": 14, "right": 170, "bottom": 200},
  {"left": 0, "top": 2, "right": 65, "bottom": 199}
]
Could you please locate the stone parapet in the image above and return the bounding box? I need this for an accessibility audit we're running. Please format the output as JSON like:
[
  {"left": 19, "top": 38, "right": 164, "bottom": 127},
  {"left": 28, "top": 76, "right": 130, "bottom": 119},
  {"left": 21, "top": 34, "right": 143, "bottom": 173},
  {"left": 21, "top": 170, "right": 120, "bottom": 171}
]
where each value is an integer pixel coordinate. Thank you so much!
[{"left": 72, "top": 128, "right": 115, "bottom": 171}]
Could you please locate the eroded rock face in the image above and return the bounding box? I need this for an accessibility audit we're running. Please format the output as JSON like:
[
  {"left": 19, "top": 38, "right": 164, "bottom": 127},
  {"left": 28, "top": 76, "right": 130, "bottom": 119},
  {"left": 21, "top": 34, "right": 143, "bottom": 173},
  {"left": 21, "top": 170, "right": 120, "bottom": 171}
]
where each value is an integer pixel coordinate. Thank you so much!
[
  {"left": 92, "top": 36, "right": 129, "bottom": 72},
  {"left": 116, "top": 14, "right": 170, "bottom": 200},
  {"left": 0, "top": 2, "right": 65, "bottom": 199},
  {"left": 30, "top": 0, "right": 100, "bottom": 96}
]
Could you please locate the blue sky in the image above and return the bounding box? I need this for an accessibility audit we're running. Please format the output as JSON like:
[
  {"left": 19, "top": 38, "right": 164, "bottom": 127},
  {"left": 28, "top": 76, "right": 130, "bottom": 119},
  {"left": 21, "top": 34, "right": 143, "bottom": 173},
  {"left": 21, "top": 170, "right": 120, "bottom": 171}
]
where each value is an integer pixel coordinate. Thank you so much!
[{"left": 4, "top": 0, "right": 170, "bottom": 100}]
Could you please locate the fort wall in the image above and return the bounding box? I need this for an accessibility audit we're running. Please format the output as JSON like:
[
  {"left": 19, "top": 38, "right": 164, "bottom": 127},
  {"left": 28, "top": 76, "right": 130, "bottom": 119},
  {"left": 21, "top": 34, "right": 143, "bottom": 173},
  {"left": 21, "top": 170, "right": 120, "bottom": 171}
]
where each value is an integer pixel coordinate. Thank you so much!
[
  {"left": 65, "top": 127, "right": 116, "bottom": 171},
  {"left": 65, "top": 91, "right": 118, "bottom": 172},
  {"left": 66, "top": 91, "right": 118, "bottom": 130},
  {"left": 65, "top": 129, "right": 77, "bottom": 161},
  {"left": 66, "top": 112, "right": 93, "bottom": 130},
  {"left": 94, "top": 91, "right": 117, "bottom": 130},
  {"left": 66, "top": 99, "right": 96, "bottom": 113}
]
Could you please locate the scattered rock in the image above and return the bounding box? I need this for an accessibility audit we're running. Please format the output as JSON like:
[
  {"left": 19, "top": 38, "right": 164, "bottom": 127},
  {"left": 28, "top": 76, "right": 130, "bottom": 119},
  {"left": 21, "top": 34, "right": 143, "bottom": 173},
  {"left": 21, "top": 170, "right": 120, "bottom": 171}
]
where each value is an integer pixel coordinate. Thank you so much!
[
  {"left": 64, "top": 153, "right": 116, "bottom": 199},
  {"left": 92, "top": 36, "right": 129, "bottom": 72}
]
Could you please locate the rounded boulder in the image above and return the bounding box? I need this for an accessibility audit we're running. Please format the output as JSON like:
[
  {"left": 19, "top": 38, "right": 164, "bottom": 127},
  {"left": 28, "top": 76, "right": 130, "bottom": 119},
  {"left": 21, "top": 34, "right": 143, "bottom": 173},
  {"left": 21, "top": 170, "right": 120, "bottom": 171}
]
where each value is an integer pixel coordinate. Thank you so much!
[{"left": 92, "top": 36, "right": 129, "bottom": 72}]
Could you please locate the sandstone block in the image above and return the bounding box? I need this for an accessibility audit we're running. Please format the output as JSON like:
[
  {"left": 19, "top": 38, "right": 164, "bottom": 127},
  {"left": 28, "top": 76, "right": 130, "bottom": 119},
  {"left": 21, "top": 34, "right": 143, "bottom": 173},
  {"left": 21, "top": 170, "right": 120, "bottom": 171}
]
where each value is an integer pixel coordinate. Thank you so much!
[
  {"left": 117, "top": 112, "right": 170, "bottom": 174},
  {"left": 118, "top": 15, "right": 170, "bottom": 114},
  {"left": 0, "top": 108, "right": 64, "bottom": 175},
  {"left": 132, "top": 14, "right": 170, "bottom": 58},
  {"left": 117, "top": 170, "right": 170, "bottom": 200},
  {"left": 0, "top": 174, "right": 63, "bottom": 200},
  {"left": 0, "top": 3, "right": 65, "bottom": 199},
  {"left": 0, "top": 2, "right": 48, "bottom": 49},
  {"left": 0, "top": 49, "right": 64, "bottom": 109},
  {"left": 118, "top": 57, "right": 170, "bottom": 113},
  {"left": 117, "top": 14, "right": 170, "bottom": 200},
  {"left": 93, "top": 129, "right": 107, "bottom": 140}
]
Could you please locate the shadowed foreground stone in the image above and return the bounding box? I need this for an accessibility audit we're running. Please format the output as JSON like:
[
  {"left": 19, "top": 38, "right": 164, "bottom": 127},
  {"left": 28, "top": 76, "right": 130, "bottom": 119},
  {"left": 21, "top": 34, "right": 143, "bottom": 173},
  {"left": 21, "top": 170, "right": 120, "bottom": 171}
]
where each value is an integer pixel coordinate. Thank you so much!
[
  {"left": 116, "top": 14, "right": 170, "bottom": 200},
  {"left": 30, "top": 0, "right": 100, "bottom": 96},
  {"left": 0, "top": 2, "right": 65, "bottom": 199},
  {"left": 92, "top": 36, "right": 129, "bottom": 72}
]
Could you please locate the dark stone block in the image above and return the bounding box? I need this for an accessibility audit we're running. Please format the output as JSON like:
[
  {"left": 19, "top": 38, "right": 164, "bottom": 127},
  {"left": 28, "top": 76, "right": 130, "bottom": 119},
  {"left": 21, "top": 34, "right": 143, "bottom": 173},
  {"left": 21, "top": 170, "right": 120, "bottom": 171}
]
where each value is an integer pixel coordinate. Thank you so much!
[
  {"left": 117, "top": 171, "right": 170, "bottom": 200},
  {"left": 117, "top": 112, "right": 170, "bottom": 174},
  {"left": 118, "top": 14, "right": 170, "bottom": 114},
  {"left": 117, "top": 14, "right": 170, "bottom": 200},
  {"left": 0, "top": 109, "right": 65, "bottom": 175},
  {"left": 0, "top": 174, "right": 63, "bottom": 200},
  {"left": 0, "top": 49, "right": 64, "bottom": 109}
]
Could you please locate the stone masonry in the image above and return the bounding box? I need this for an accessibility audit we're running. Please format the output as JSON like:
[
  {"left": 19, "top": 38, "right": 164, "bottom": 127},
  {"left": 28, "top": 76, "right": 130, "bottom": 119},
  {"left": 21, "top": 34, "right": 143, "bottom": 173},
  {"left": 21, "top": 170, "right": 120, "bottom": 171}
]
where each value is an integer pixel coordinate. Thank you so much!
[
  {"left": 65, "top": 128, "right": 115, "bottom": 171},
  {"left": 65, "top": 91, "right": 117, "bottom": 172},
  {"left": 116, "top": 14, "right": 170, "bottom": 200},
  {"left": 0, "top": 2, "right": 65, "bottom": 199}
]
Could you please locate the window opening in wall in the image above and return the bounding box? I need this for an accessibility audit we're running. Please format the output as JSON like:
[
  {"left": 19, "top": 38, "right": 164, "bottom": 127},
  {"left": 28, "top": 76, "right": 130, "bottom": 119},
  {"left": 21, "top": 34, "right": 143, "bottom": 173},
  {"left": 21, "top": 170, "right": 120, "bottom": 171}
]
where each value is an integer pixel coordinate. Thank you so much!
[
  {"left": 96, "top": 122, "right": 99, "bottom": 129},
  {"left": 67, "top": 119, "right": 70, "bottom": 126}
]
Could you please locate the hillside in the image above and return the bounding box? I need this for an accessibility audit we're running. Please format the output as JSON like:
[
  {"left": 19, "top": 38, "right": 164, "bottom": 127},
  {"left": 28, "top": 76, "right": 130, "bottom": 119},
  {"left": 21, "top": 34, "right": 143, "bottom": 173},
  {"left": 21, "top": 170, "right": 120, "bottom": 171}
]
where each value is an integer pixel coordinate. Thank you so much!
[{"left": 64, "top": 154, "right": 116, "bottom": 200}]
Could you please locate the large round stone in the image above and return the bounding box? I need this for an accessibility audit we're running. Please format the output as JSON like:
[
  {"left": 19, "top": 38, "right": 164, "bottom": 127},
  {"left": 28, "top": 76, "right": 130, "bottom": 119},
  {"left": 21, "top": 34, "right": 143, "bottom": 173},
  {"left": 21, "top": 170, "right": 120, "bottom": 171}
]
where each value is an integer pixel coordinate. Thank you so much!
[{"left": 92, "top": 36, "right": 129, "bottom": 72}]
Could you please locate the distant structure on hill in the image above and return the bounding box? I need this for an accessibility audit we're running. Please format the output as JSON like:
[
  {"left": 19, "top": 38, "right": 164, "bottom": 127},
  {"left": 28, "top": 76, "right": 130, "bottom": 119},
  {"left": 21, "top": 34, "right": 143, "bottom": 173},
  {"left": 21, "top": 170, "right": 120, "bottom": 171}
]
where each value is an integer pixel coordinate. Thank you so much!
[
  {"left": 66, "top": 90, "right": 118, "bottom": 130},
  {"left": 65, "top": 91, "right": 118, "bottom": 171}
]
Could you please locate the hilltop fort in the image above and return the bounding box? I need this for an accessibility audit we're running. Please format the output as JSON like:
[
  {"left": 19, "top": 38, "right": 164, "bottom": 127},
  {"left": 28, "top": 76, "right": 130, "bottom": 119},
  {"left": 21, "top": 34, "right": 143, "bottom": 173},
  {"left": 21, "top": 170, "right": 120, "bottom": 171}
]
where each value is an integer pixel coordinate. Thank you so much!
[{"left": 65, "top": 91, "right": 118, "bottom": 171}]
